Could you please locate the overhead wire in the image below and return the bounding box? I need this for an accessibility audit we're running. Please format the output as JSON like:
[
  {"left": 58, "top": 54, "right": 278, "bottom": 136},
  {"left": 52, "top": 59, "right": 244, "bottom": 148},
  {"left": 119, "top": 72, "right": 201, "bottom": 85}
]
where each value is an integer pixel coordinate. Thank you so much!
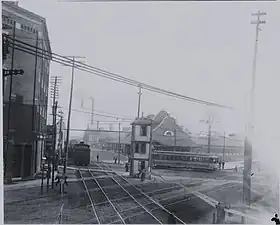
[
  {"left": 6, "top": 35, "right": 233, "bottom": 110},
  {"left": 13, "top": 99, "right": 133, "bottom": 120}
]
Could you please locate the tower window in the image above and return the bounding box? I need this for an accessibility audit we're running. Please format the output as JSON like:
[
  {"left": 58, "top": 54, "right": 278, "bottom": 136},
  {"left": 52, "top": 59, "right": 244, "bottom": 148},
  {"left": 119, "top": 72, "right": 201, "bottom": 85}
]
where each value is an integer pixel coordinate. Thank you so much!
[
  {"left": 140, "top": 125, "right": 147, "bottom": 136},
  {"left": 140, "top": 143, "right": 146, "bottom": 154},
  {"left": 135, "top": 143, "right": 139, "bottom": 153}
]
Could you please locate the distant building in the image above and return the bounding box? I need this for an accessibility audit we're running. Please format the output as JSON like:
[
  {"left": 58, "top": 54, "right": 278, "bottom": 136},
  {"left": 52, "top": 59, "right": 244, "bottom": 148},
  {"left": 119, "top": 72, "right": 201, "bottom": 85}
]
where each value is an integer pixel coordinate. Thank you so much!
[
  {"left": 109, "top": 124, "right": 113, "bottom": 131},
  {"left": 2, "top": 1, "right": 52, "bottom": 178},
  {"left": 191, "top": 133, "right": 244, "bottom": 161},
  {"left": 122, "top": 126, "right": 131, "bottom": 132}
]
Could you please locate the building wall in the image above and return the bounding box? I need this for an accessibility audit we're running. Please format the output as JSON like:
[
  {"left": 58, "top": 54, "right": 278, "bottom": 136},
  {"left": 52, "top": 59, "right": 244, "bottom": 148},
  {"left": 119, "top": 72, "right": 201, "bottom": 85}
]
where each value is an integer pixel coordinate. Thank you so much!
[
  {"left": 2, "top": 2, "right": 51, "bottom": 176},
  {"left": 3, "top": 99, "right": 36, "bottom": 177}
]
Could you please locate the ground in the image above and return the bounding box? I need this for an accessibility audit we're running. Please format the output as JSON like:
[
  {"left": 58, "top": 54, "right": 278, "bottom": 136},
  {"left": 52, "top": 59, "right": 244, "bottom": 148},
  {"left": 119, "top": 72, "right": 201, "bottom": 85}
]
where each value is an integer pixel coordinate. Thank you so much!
[{"left": 4, "top": 149, "right": 276, "bottom": 224}]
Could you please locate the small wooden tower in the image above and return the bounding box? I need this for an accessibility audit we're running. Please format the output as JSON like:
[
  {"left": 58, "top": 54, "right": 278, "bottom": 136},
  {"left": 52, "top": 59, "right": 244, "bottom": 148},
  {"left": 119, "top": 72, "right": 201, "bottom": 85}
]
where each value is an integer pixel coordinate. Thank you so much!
[{"left": 129, "top": 116, "right": 153, "bottom": 177}]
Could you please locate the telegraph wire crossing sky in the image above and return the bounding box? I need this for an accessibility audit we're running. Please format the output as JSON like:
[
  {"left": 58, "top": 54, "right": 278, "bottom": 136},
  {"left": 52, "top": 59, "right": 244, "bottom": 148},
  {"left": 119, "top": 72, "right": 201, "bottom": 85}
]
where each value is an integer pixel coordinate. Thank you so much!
[{"left": 18, "top": 1, "right": 280, "bottom": 143}]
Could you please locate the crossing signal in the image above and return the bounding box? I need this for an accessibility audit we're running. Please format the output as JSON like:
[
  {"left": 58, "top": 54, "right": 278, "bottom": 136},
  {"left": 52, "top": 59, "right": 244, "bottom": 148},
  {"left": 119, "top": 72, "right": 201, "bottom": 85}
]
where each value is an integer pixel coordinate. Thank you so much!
[{"left": 3, "top": 69, "right": 24, "bottom": 77}]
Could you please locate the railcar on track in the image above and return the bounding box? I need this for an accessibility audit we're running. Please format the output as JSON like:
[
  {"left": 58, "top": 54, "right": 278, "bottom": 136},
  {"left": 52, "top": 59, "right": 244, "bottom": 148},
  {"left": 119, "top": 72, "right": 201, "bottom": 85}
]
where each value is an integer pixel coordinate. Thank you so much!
[
  {"left": 72, "top": 142, "right": 91, "bottom": 166},
  {"left": 152, "top": 151, "right": 219, "bottom": 171}
]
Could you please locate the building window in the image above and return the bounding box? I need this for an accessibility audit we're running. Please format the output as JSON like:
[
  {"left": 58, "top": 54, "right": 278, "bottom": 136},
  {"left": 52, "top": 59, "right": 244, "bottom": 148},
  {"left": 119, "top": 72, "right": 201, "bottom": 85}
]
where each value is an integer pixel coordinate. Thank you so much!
[
  {"left": 164, "top": 130, "right": 174, "bottom": 136},
  {"left": 140, "top": 143, "right": 146, "bottom": 154},
  {"left": 135, "top": 143, "right": 146, "bottom": 154},
  {"left": 135, "top": 143, "right": 139, "bottom": 153},
  {"left": 140, "top": 125, "right": 147, "bottom": 136}
]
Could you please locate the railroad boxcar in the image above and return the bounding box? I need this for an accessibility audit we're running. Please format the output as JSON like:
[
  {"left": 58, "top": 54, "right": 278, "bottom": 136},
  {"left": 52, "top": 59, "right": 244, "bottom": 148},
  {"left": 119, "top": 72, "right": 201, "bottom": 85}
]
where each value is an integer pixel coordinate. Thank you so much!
[
  {"left": 152, "top": 151, "right": 219, "bottom": 171},
  {"left": 72, "top": 142, "right": 91, "bottom": 166}
]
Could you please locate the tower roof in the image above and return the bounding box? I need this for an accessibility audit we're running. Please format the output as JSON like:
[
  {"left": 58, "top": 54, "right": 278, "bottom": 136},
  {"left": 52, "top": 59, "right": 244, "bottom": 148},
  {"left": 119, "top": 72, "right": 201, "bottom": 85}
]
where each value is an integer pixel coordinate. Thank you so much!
[{"left": 131, "top": 117, "right": 153, "bottom": 126}]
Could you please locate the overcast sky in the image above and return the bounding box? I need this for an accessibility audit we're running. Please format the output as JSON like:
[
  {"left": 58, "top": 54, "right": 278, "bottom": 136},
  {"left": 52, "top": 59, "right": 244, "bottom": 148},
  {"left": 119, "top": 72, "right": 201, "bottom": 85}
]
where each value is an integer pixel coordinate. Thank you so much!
[{"left": 17, "top": 0, "right": 280, "bottom": 146}]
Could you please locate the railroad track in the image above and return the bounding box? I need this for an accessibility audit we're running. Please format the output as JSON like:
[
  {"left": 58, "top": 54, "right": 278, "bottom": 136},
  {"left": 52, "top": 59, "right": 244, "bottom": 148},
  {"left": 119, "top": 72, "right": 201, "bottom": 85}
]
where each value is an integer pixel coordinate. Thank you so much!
[
  {"left": 56, "top": 162, "right": 246, "bottom": 224},
  {"left": 91, "top": 163, "right": 185, "bottom": 224},
  {"left": 64, "top": 163, "right": 241, "bottom": 224},
  {"left": 63, "top": 182, "right": 182, "bottom": 214},
  {"left": 77, "top": 169, "right": 167, "bottom": 224}
]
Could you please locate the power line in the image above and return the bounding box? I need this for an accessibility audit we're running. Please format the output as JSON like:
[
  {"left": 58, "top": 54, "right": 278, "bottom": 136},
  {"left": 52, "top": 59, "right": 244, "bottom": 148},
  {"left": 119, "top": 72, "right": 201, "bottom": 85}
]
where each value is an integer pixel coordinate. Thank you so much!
[
  {"left": 5, "top": 35, "right": 233, "bottom": 110},
  {"left": 13, "top": 99, "right": 133, "bottom": 120},
  {"left": 65, "top": 128, "right": 129, "bottom": 133}
]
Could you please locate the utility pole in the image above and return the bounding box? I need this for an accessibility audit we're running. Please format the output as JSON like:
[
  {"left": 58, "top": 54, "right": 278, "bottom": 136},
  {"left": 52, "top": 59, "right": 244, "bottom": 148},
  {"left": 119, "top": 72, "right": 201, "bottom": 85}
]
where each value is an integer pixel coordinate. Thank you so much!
[
  {"left": 50, "top": 76, "right": 61, "bottom": 189},
  {"left": 222, "top": 132, "right": 226, "bottom": 162},
  {"left": 137, "top": 85, "right": 142, "bottom": 118},
  {"left": 173, "top": 128, "right": 177, "bottom": 151},
  {"left": 51, "top": 101, "right": 58, "bottom": 189},
  {"left": 31, "top": 32, "right": 39, "bottom": 175},
  {"left": 277, "top": 178, "right": 280, "bottom": 215},
  {"left": 118, "top": 121, "right": 121, "bottom": 164},
  {"left": 200, "top": 115, "right": 216, "bottom": 154},
  {"left": 5, "top": 21, "right": 16, "bottom": 184},
  {"left": 148, "top": 118, "right": 153, "bottom": 179},
  {"left": 207, "top": 118, "right": 212, "bottom": 154},
  {"left": 57, "top": 111, "right": 64, "bottom": 161},
  {"left": 97, "top": 121, "right": 99, "bottom": 130},
  {"left": 38, "top": 42, "right": 45, "bottom": 176},
  {"left": 200, "top": 116, "right": 213, "bottom": 154},
  {"left": 63, "top": 56, "right": 85, "bottom": 177},
  {"left": 242, "top": 11, "right": 266, "bottom": 218},
  {"left": 89, "top": 97, "right": 94, "bottom": 126}
]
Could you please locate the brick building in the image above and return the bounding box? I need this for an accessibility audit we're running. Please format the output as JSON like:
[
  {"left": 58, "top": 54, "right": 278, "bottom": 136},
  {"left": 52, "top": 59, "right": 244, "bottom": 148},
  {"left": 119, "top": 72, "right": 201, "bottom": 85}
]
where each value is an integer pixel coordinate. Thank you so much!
[{"left": 2, "top": 1, "right": 52, "bottom": 178}]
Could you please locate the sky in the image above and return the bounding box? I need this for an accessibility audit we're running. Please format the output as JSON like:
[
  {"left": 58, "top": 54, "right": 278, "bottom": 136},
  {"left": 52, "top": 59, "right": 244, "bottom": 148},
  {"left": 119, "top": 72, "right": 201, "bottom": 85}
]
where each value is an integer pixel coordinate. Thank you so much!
[{"left": 17, "top": 0, "right": 280, "bottom": 150}]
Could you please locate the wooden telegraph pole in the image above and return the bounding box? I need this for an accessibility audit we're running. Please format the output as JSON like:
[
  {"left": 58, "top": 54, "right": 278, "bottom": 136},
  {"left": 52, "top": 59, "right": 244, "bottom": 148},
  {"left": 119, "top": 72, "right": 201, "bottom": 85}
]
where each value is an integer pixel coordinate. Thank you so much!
[
  {"left": 242, "top": 11, "right": 266, "bottom": 223},
  {"left": 50, "top": 76, "right": 61, "bottom": 189}
]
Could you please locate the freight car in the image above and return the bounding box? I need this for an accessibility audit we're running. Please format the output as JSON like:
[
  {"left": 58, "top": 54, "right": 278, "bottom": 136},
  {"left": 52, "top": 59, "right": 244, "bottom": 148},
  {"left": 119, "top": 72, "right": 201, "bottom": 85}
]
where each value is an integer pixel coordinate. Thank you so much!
[{"left": 72, "top": 142, "right": 91, "bottom": 166}]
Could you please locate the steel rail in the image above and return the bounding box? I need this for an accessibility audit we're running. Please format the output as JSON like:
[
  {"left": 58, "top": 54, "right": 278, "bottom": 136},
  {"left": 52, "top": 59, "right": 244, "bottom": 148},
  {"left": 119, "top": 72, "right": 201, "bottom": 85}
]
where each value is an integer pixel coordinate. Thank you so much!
[
  {"left": 86, "top": 169, "right": 126, "bottom": 224},
  {"left": 89, "top": 171, "right": 163, "bottom": 224},
  {"left": 56, "top": 203, "right": 64, "bottom": 224},
  {"left": 102, "top": 163, "right": 258, "bottom": 223},
  {"left": 82, "top": 164, "right": 260, "bottom": 223},
  {"left": 66, "top": 184, "right": 182, "bottom": 211},
  {"left": 97, "top": 163, "right": 185, "bottom": 224},
  {"left": 58, "top": 165, "right": 113, "bottom": 174},
  {"left": 66, "top": 178, "right": 213, "bottom": 213},
  {"left": 110, "top": 182, "right": 250, "bottom": 223},
  {"left": 78, "top": 170, "right": 101, "bottom": 224},
  {"left": 111, "top": 181, "right": 228, "bottom": 223}
]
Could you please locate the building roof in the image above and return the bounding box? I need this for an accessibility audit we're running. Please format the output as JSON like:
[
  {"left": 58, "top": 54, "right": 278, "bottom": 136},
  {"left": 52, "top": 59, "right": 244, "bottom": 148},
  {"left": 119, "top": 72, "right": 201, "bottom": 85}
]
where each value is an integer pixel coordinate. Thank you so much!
[{"left": 152, "top": 111, "right": 197, "bottom": 147}]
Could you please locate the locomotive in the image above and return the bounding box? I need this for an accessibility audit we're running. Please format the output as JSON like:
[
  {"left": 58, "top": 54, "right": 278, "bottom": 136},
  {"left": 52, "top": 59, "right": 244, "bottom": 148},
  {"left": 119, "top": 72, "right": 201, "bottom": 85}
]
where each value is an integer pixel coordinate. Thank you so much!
[{"left": 72, "top": 141, "right": 91, "bottom": 166}]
